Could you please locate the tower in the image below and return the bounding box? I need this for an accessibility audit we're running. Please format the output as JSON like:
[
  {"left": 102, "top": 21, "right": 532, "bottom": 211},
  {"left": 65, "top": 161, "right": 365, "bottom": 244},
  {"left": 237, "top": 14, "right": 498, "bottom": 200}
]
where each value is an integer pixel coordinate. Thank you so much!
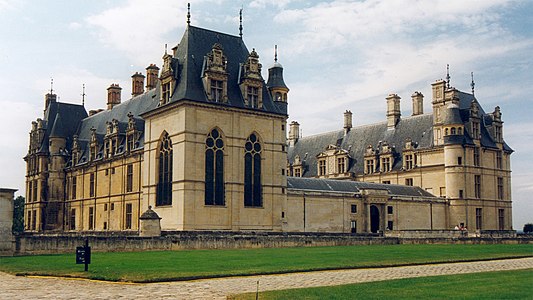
[{"left": 267, "top": 46, "right": 289, "bottom": 115}]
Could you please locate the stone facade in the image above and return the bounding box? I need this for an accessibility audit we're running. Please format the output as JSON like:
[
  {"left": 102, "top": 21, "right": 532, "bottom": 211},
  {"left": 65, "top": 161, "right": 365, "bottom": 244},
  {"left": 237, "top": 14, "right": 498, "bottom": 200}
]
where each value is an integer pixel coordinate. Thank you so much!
[
  {"left": 23, "top": 17, "right": 512, "bottom": 235},
  {"left": 0, "top": 188, "right": 17, "bottom": 255}
]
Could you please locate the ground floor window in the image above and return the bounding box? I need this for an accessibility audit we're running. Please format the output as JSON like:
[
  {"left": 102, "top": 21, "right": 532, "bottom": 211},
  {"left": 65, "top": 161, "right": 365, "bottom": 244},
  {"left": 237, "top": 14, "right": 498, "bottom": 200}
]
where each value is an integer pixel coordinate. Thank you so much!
[
  {"left": 88, "top": 207, "right": 94, "bottom": 230},
  {"left": 350, "top": 220, "right": 356, "bottom": 233},
  {"left": 498, "top": 209, "right": 505, "bottom": 230},
  {"left": 70, "top": 209, "right": 76, "bottom": 230},
  {"left": 387, "top": 221, "right": 394, "bottom": 230},
  {"left": 475, "top": 208, "right": 482, "bottom": 230},
  {"left": 125, "top": 203, "right": 132, "bottom": 229}
]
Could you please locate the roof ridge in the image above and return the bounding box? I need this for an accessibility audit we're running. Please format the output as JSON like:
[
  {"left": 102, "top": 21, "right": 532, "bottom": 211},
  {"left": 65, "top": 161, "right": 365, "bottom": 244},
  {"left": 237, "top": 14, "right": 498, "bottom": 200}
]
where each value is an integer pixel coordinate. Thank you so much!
[{"left": 189, "top": 25, "right": 241, "bottom": 39}]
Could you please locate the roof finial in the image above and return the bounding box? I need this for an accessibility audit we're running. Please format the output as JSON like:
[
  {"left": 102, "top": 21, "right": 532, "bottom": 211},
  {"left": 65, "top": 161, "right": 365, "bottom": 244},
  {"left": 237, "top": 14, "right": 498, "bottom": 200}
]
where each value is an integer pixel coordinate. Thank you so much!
[
  {"left": 165, "top": 43, "right": 168, "bottom": 54},
  {"left": 187, "top": 3, "right": 191, "bottom": 25},
  {"left": 274, "top": 45, "right": 278, "bottom": 63},
  {"left": 50, "top": 77, "right": 54, "bottom": 94},
  {"left": 471, "top": 72, "right": 475, "bottom": 96},
  {"left": 239, "top": 7, "right": 243, "bottom": 38},
  {"left": 81, "top": 84, "right": 86, "bottom": 106},
  {"left": 446, "top": 64, "right": 451, "bottom": 89}
]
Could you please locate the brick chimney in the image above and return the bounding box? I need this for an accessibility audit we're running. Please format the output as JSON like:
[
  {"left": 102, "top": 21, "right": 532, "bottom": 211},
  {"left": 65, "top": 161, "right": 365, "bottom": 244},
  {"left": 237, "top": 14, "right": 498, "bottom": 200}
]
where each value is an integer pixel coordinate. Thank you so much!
[
  {"left": 107, "top": 84, "right": 122, "bottom": 110},
  {"left": 343, "top": 110, "right": 352, "bottom": 135},
  {"left": 131, "top": 72, "right": 145, "bottom": 97},
  {"left": 145, "top": 64, "right": 160, "bottom": 91},
  {"left": 411, "top": 91, "right": 424, "bottom": 116},
  {"left": 386, "top": 94, "right": 401, "bottom": 129}
]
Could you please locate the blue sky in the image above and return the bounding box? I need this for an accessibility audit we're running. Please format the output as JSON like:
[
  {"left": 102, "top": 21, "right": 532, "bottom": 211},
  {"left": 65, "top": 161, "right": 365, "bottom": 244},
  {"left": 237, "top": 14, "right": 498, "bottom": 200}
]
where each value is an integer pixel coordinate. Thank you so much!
[{"left": 0, "top": 0, "right": 531, "bottom": 229}]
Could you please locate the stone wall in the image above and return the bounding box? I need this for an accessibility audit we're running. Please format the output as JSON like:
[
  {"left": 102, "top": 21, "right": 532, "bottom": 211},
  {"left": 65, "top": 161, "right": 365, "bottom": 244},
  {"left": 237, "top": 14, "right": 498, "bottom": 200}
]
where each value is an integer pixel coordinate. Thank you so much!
[
  {"left": 13, "top": 231, "right": 533, "bottom": 255},
  {"left": 0, "top": 188, "right": 17, "bottom": 255}
]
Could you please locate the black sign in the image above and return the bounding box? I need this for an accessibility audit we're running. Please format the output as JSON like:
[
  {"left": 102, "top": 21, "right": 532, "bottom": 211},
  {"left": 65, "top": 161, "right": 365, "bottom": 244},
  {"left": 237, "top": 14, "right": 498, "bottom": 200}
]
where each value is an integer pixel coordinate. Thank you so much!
[{"left": 75, "top": 239, "right": 91, "bottom": 271}]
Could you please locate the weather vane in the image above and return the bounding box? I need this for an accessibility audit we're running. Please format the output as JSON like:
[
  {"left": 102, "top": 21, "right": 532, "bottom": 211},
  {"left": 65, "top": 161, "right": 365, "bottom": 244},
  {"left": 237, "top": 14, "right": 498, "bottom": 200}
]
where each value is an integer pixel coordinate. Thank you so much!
[
  {"left": 187, "top": 3, "right": 191, "bottom": 25},
  {"left": 471, "top": 72, "right": 475, "bottom": 96},
  {"left": 446, "top": 64, "right": 451, "bottom": 89},
  {"left": 239, "top": 7, "right": 243, "bottom": 38},
  {"left": 81, "top": 84, "right": 86, "bottom": 106}
]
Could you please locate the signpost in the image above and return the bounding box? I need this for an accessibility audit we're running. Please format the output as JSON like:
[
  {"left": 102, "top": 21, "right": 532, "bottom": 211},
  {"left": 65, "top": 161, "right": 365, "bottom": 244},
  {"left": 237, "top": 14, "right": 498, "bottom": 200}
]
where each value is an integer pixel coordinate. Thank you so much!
[{"left": 76, "top": 239, "right": 91, "bottom": 271}]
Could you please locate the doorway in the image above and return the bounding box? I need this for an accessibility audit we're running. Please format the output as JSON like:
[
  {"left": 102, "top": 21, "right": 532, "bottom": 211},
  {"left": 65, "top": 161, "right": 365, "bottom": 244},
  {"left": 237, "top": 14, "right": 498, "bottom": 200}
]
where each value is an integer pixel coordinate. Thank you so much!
[{"left": 370, "top": 205, "right": 380, "bottom": 233}]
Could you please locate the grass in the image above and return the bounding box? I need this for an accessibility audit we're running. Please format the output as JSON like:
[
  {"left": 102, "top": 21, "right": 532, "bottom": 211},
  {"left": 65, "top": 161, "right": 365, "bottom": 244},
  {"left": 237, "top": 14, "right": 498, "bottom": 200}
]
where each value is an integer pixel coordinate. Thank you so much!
[
  {"left": 231, "top": 269, "right": 533, "bottom": 299},
  {"left": 0, "top": 244, "right": 531, "bottom": 282}
]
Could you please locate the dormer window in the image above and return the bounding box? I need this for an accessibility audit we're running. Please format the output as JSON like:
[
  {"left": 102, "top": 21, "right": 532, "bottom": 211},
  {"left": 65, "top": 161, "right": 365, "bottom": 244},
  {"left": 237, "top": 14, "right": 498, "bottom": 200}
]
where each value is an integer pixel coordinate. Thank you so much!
[
  {"left": 239, "top": 49, "right": 263, "bottom": 109},
  {"left": 404, "top": 154, "right": 414, "bottom": 170},
  {"left": 472, "top": 121, "right": 480, "bottom": 139},
  {"left": 365, "top": 159, "right": 375, "bottom": 174},
  {"left": 159, "top": 52, "right": 176, "bottom": 105},
  {"left": 337, "top": 157, "right": 346, "bottom": 173},
  {"left": 162, "top": 81, "right": 171, "bottom": 104},
  {"left": 247, "top": 86, "right": 259, "bottom": 108},
  {"left": 381, "top": 157, "right": 391, "bottom": 172},
  {"left": 203, "top": 43, "right": 228, "bottom": 103},
  {"left": 210, "top": 79, "right": 223, "bottom": 102},
  {"left": 318, "top": 159, "right": 326, "bottom": 176}
]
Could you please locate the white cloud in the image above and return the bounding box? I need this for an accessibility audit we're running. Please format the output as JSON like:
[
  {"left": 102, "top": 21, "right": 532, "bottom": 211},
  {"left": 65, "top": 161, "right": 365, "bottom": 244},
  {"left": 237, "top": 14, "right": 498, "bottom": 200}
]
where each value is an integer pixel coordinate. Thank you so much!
[
  {"left": 68, "top": 22, "right": 82, "bottom": 30},
  {"left": 249, "top": 0, "right": 296, "bottom": 9},
  {"left": 0, "top": 0, "right": 18, "bottom": 12}
]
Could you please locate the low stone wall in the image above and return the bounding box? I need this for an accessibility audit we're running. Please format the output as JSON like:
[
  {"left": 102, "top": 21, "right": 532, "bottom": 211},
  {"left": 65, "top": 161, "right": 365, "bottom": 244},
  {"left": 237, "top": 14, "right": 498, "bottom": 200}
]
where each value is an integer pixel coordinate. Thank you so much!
[
  {"left": 12, "top": 231, "right": 533, "bottom": 255},
  {"left": 385, "top": 230, "right": 517, "bottom": 239}
]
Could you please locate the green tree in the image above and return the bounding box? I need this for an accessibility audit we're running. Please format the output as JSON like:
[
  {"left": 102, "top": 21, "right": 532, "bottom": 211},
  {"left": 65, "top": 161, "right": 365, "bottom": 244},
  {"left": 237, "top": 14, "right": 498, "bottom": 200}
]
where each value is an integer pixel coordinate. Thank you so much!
[
  {"left": 12, "top": 196, "right": 25, "bottom": 234},
  {"left": 524, "top": 223, "right": 533, "bottom": 233}
]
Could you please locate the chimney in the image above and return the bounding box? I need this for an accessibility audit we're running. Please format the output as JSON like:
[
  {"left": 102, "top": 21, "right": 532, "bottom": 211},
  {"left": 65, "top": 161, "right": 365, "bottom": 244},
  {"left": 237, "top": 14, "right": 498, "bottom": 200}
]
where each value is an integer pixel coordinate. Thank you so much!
[
  {"left": 145, "top": 64, "right": 160, "bottom": 91},
  {"left": 131, "top": 72, "right": 145, "bottom": 97},
  {"left": 411, "top": 91, "right": 424, "bottom": 116},
  {"left": 343, "top": 110, "right": 352, "bottom": 135},
  {"left": 386, "top": 93, "right": 401, "bottom": 129},
  {"left": 107, "top": 83, "right": 122, "bottom": 110},
  {"left": 44, "top": 93, "right": 57, "bottom": 111},
  {"left": 288, "top": 121, "right": 300, "bottom": 147}
]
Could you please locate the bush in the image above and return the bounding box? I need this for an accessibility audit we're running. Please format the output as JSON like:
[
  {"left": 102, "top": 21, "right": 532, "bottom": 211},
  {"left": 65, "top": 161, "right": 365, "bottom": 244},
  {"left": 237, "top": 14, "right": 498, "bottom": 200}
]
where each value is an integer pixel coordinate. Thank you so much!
[{"left": 523, "top": 223, "right": 533, "bottom": 233}]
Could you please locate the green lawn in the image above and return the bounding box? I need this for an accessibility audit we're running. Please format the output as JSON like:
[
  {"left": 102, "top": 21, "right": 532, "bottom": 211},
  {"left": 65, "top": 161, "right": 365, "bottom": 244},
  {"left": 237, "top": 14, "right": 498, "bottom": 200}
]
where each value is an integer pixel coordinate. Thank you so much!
[
  {"left": 231, "top": 269, "right": 533, "bottom": 299},
  {"left": 0, "top": 244, "right": 531, "bottom": 282}
]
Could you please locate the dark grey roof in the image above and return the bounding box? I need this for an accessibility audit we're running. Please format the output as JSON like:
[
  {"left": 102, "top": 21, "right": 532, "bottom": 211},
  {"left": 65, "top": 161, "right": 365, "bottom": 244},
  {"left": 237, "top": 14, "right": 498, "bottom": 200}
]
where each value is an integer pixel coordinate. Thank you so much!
[
  {"left": 288, "top": 114, "right": 434, "bottom": 176},
  {"left": 38, "top": 101, "right": 88, "bottom": 154},
  {"left": 266, "top": 64, "right": 288, "bottom": 90},
  {"left": 147, "top": 26, "right": 284, "bottom": 116},
  {"left": 443, "top": 104, "right": 462, "bottom": 125},
  {"left": 287, "top": 177, "right": 436, "bottom": 198}
]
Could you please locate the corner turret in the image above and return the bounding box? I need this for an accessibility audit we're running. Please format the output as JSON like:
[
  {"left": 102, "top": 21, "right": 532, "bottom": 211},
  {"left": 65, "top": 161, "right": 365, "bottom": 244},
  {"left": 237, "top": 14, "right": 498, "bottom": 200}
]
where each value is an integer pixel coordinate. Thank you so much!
[{"left": 267, "top": 45, "right": 289, "bottom": 114}]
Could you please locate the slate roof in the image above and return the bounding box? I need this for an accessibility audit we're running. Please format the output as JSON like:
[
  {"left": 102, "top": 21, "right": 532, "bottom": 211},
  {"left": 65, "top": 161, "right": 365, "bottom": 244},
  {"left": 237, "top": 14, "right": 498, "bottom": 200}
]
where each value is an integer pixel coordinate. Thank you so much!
[
  {"left": 287, "top": 177, "right": 436, "bottom": 198},
  {"left": 288, "top": 89, "right": 512, "bottom": 177},
  {"left": 148, "top": 25, "right": 285, "bottom": 116},
  {"left": 288, "top": 113, "right": 434, "bottom": 176},
  {"left": 38, "top": 101, "right": 88, "bottom": 154}
]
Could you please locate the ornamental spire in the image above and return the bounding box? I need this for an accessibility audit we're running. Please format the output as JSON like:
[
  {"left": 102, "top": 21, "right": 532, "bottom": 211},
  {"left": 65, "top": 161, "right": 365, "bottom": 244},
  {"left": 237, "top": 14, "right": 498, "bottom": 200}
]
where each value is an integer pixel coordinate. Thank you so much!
[
  {"left": 446, "top": 64, "right": 451, "bottom": 89},
  {"left": 239, "top": 7, "right": 243, "bottom": 38},
  {"left": 274, "top": 45, "right": 278, "bottom": 63},
  {"left": 186, "top": 3, "right": 191, "bottom": 25},
  {"left": 471, "top": 72, "right": 475, "bottom": 96},
  {"left": 81, "top": 83, "right": 86, "bottom": 106}
]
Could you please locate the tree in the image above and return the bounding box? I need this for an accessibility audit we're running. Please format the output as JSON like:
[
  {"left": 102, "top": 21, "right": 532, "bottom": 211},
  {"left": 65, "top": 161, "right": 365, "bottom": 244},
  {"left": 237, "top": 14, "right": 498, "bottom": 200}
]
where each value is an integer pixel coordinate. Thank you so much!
[
  {"left": 524, "top": 223, "right": 533, "bottom": 234},
  {"left": 12, "top": 196, "right": 25, "bottom": 234}
]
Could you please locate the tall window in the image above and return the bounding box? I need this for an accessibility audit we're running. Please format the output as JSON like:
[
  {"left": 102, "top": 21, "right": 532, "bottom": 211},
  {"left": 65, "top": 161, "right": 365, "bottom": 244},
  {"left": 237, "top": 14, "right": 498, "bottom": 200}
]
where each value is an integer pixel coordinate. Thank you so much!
[
  {"left": 495, "top": 126, "right": 502, "bottom": 142},
  {"left": 381, "top": 157, "right": 391, "bottom": 172},
  {"left": 72, "top": 176, "right": 77, "bottom": 200},
  {"left": 88, "top": 207, "right": 94, "bottom": 230},
  {"left": 497, "top": 177, "right": 504, "bottom": 200},
  {"left": 126, "top": 164, "right": 133, "bottom": 192},
  {"left": 472, "top": 121, "right": 480, "bottom": 139},
  {"left": 474, "top": 175, "right": 481, "bottom": 198},
  {"left": 337, "top": 157, "right": 346, "bottom": 173},
  {"left": 496, "top": 151, "right": 502, "bottom": 169},
  {"left": 33, "top": 180, "right": 38, "bottom": 202},
  {"left": 156, "top": 133, "right": 173, "bottom": 206},
  {"left": 475, "top": 208, "right": 483, "bottom": 230},
  {"left": 27, "top": 210, "right": 32, "bottom": 230},
  {"left": 161, "top": 81, "right": 171, "bottom": 104},
  {"left": 498, "top": 209, "right": 505, "bottom": 230},
  {"left": 318, "top": 159, "right": 326, "bottom": 176},
  {"left": 404, "top": 154, "right": 413, "bottom": 170},
  {"left": 365, "top": 159, "right": 374, "bottom": 174},
  {"left": 205, "top": 129, "right": 225, "bottom": 206},
  {"left": 473, "top": 147, "right": 480, "bottom": 166},
  {"left": 31, "top": 210, "right": 36, "bottom": 230},
  {"left": 28, "top": 181, "right": 32, "bottom": 203},
  {"left": 89, "top": 173, "right": 95, "bottom": 197},
  {"left": 211, "top": 79, "right": 223, "bottom": 102},
  {"left": 70, "top": 209, "right": 76, "bottom": 230},
  {"left": 247, "top": 86, "right": 259, "bottom": 108},
  {"left": 244, "top": 133, "right": 262, "bottom": 207},
  {"left": 125, "top": 203, "right": 132, "bottom": 229}
]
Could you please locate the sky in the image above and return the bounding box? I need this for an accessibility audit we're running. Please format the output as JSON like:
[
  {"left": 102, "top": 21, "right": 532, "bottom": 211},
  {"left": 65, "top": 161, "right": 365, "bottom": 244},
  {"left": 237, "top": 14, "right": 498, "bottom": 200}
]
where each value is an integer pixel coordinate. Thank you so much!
[{"left": 0, "top": 0, "right": 531, "bottom": 229}]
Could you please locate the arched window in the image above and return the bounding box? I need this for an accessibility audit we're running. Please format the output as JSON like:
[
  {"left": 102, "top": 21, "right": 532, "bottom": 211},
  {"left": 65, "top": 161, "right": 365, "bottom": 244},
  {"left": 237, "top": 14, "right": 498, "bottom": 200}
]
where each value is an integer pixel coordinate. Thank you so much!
[
  {"left": 244, "top": 133, "right": 262, "bottom": 207},
  {"left": 156, "top": 132, "right": 172, "bottom": 206},
  {"left": 451, "top": 127, "right": 456, "bottom": 135},
  {"left": 445, "top": 128, "right": 449, "bottom": 136},
  {"left": 205, "top": 129, "right": 225, "bottom": 205},
  {"left": 458, "top": 127, "right": 462, "bottom": 135}
]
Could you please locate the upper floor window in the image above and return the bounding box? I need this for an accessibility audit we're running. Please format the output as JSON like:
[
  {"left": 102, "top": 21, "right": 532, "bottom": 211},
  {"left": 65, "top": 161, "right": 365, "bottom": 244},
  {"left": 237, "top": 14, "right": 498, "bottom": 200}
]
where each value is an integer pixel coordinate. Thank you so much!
[
  {"left": 495, "top": 125, "right": 502, "bottom": 142},
  {"left": 210, "top": 79, "right": 223, "bottom": 102},
  {"left": 404, "top": 154, "right": 414, "bottom": 170},
  {"left": 337, "top": 157, "right": 346, "bottom": 173},
  {"left": 496, "top": 151, "right": 503, "bottom": 169},
  {"left": 205, "top": 129, "right": 225, "bottom": 206},
  {"left": 365, "top": 159, "right": 375, "bottom": 174},
  {"left": 497, "top": 177, "right": 504, "bottom": 200},
  {"left": 161, "top": 81, "right": 171, "bottom": 104},
  {"left": 381, "top": 157, "right": 391, "bottom": 172},
  {"left": 473, "top": 147, "right": 480, "bottom": 167},
  {"left": 89, "top": 173, "right": 95, "bottom": 197},
  {"left": 244, "top": 134, "right": 262, "bottom": 207},
  {"left": 294, "top": 167, "right": 301, "bottom": 177},
  {"left": 71, "top": 176, "right": 77, "bottom": 200},
  {"left": 474, "top": 175, "right": 481, "bottom": 198},
  {"left": 318, "top": 159, "right": 326, "bottom": 176},
  {"left": 156, "top": 132, "right": 173, "bottom": 206},
  {"left": 126, "top": 164, "right": 133, "bottom": 193},
  {"left": 472, "top": 121, "right": 480, "bottom": 139},
  {"left": 247, "top": 86, "right": 260, "bottom": 108}
]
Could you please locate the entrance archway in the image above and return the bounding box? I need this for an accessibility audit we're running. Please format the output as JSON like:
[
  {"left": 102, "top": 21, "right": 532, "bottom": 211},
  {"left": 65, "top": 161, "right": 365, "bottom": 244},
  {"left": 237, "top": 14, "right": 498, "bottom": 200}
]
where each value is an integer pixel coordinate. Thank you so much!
[{"left": 370, "top": 205, "right": 380, "bottom": 233}]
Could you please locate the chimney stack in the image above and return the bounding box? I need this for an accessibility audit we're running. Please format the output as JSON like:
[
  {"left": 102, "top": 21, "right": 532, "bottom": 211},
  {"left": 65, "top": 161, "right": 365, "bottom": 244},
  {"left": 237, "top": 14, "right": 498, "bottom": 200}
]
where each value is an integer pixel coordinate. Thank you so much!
[
  {"left": 145, "top": 64, "right": 160, "bottom": 91},
  {"left": 411, "top": 91, "right": 424, "bottom": 116},
  {"left": 44, "top": 93, "right": 57, "bottom": 111},
  {"left": 386, "top": 93, "right": 401, "bottom": 129},
  {"left": 131, "top": 72, "right": 145, "bottom": 97},
  {"left": 107, "top": 83, "right": 122, "bottom": 110},
  {"left": 288, "top": 121, "right": 300, "bottom": 147},
  {"left": 343, "top": 110, "right": 352, "bottom": 135}
]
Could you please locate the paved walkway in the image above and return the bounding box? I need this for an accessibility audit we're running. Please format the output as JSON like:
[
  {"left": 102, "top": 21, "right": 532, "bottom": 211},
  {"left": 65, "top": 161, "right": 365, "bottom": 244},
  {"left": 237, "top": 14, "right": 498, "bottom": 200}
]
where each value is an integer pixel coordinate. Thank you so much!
[{"left": 1, "top": 257, "right": 532, "bottom": 299}]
